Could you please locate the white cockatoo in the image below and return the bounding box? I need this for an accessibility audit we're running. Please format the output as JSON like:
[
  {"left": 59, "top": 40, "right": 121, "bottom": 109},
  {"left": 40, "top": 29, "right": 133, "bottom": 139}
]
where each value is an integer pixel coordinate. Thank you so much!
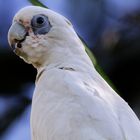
[{"left": 8, "top": 6, "right": 140, "bottom": 140}]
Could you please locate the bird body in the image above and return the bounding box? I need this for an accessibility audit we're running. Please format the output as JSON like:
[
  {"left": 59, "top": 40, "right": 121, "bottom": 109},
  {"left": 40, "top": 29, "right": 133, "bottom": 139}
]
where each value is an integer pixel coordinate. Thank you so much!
[
  {"left": 31, "top": 61, "right": 140, "bottom": 140},
  {"left": 8, "top": 6, "right": 140, "bottom": 140}
]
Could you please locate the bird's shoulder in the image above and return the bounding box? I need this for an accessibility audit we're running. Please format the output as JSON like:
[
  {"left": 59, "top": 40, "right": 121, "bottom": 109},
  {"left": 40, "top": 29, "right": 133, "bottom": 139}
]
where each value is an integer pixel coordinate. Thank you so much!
[{"left": 35, "top": 66, "right": 140, "bottom": 139}]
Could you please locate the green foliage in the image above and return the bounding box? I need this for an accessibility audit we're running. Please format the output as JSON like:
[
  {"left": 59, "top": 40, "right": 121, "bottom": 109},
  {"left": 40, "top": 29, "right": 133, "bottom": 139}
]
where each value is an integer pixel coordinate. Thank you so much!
[
  {"left": 79, "top": 36, "right": 97, "bottom": 65},
  {"left": 28, "top": 0, "right": 48, "bottom": 8},
  {"left": 82, "top": 40, "right": 116, "bottom": 90}
]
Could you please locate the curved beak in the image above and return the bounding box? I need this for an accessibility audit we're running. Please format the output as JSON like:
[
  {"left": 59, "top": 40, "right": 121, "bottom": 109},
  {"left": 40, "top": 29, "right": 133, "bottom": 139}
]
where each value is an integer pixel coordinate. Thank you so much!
[{"left": 8, "top": 22, "right": 28, "bottom": 49}]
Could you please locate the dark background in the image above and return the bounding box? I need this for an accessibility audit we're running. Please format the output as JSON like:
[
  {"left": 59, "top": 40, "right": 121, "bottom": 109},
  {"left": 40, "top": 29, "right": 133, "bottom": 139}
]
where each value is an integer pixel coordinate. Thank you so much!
[{"left": 0, "top": 0, "right": 140, "bottom": 139}]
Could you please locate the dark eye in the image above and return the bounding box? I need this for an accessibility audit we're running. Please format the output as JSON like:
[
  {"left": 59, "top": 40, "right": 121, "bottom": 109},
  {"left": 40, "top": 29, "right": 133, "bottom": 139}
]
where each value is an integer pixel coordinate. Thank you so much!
[
  {"left": 31, "top": 15, "right": 46, "bottom": 27},
  {"left": 31, "top": 14, "right": 52, "bottom": 35},
  {"left": 36, "top": 17, "right": 45, "bottom": 25}
]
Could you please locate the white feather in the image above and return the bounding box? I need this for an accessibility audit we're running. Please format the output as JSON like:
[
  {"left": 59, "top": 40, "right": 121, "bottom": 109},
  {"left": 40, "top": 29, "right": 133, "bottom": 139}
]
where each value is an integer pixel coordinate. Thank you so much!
[
  {"left": 8, "top": 6, "right": 140, "bottom": 140},
  {"left": 31, "top": 60, "right": 140, "bottom": 140}
]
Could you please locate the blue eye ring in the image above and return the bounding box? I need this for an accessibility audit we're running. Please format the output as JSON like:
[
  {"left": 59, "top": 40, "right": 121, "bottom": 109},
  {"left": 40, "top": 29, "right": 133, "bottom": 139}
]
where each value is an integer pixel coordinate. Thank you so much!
[{"left": 31, "top": 14, "right": 52, "bottom": 35}]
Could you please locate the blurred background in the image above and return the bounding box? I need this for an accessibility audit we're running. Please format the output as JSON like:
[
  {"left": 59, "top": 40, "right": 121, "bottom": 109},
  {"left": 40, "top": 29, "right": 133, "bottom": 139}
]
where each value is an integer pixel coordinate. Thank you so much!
[{"left": 0, "top": 0, "right": 140, "bottom": 139}]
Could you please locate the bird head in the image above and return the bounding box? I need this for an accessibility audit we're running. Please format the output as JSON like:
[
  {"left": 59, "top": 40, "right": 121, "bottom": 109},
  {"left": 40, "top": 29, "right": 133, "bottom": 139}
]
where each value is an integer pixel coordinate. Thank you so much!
[{"left": 8, "top": 6, "right": 91, "bottom": 68}]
